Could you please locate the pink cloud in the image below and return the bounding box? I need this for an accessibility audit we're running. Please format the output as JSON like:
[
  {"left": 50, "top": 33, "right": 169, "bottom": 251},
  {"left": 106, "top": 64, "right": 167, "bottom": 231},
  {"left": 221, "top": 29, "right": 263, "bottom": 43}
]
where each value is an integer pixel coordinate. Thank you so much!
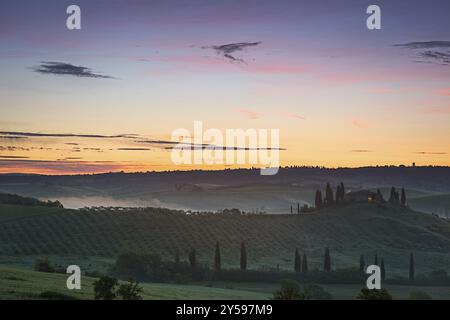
[
  {"left": 352, "top": 119, "right": 370, "bottom": 128},
  {"left": 438, "top": 88, "right": 450, "bottom": 97},
  {"left": 234, "top": 109, "right": 262, "bottom": 120},
  {"left": 279, "top": 111, "right": 305, "bottom": 120}
]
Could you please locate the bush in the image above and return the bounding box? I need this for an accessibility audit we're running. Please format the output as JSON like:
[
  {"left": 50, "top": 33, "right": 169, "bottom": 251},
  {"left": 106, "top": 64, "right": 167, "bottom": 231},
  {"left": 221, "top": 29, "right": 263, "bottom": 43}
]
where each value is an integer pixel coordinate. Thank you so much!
[
  {"left": 117, "top": 280, "right": 143, "bottom": 300},
  {"left": 93, "top": 276, "right": 119, "bottom": 300},
  {"left": 34, "top": 258, "right": 55, "bottom": 273},
  {"left": 303, "top": 283, "right": 333, "bottom": 300},
  {"left": 409, "top": 291, "right": 432, "bottom": 300},
  {"left": 357, "top": 288, "right": 392, "bottom": 300},
  {"left": 272, "top": 280, "right": 305, "bottom": 300}
]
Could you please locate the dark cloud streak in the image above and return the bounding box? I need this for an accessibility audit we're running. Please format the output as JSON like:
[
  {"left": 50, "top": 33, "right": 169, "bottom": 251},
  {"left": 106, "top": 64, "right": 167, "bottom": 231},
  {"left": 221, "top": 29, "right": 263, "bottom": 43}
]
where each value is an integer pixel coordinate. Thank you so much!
[{"left": 32, "top": 62, "right": 116, "bottom": 79}]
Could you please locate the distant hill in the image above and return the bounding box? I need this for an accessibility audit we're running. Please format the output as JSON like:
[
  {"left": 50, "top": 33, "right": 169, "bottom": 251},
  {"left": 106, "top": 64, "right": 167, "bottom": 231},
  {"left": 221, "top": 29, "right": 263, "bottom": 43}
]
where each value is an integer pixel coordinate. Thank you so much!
[
  {"left": 408, "top": 194, "right": 450, "bottom": 217},
  {"left": 0, "top": 193, "right": 63, "bottom": 208},
  {"left": 1, "top": 166, "right": 450, "bottom": 212},
  {"left": 0, "top": 201, "right": 449, "bottom": 276}
]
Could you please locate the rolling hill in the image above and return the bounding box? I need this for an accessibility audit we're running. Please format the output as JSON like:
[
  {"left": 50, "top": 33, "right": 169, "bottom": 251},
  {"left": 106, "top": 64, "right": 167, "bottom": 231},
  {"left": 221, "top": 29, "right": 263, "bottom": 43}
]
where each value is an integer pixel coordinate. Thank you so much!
[{"left": 1, "top": 200, "right": 449, "bottom": 277}]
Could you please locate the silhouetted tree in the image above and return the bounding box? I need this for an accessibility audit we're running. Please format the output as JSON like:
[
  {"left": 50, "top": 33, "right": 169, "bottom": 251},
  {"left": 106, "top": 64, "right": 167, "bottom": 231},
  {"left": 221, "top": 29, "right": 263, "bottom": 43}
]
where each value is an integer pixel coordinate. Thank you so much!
[
  {"left": 325, "top": 183, "right": 334, "bottom": 206},
  {"left": 359, "top": 254, "right": 365, "bottom": 273},
  {"left": 315, "top": 190, "right": 323, "bottom": 208},
  {"left": 302, "top": 253, "right": 308, "bottom": 273},
  {"left": 294, "top": 248, "right": 301, "bottom": 273},
  {"left": 401, "top": 188, "right": 406, "bottom": 206},
  {"left": 93, "top": 276, "right": 118, "bottom": 300},
  {"left": 374, "top": 254, "right": 378, "bottom": 266},
  {"left": 380, "top": 258, "right": 386, "bottom": 281},
  {"left": 240, "top": 242, "right": 247, "bottom": 271},
  {"left": 409, "top": 253, "right": 415, "bottom": 281},
  {"left": 377, "top": 189, "right": 384, "bottom": 202},
  {"left": 335, "top": 182, "right": 345, "bottom": 204},
  {"left": 290, "top": 205, "right": 293, "bottom": 214},
  {"left": 214, "top": 241, "right": 221, "bottom": 271},
  {"left": 324, "top": 247, "right": 331, "bottom": 272},
  {"left": 340, "top": 182, "right": 345, "bottom": 201},
  {"left": 297, "top": 203, "right": 300, "bottom": 214},
  {"left": 389, "top": 187, "right": 396, "bottom": 204},
  {"left": 188, "top": 249, "right": 197, "bottom": 268}
]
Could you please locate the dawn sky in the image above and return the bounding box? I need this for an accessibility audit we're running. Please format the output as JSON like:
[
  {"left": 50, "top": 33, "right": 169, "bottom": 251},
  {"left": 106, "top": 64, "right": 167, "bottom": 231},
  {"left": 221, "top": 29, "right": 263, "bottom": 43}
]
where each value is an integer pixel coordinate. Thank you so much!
[{"left": 1, "top": 0, "right": 449, "bottom": 174}]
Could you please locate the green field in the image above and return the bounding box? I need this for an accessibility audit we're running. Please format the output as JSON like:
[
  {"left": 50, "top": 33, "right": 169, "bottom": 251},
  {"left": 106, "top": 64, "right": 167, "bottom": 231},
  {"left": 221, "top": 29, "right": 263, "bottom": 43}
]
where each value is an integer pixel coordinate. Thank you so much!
[
  {"left": 1, "top": 266, "right": 449, "bottom": 300},
  {"left": 0, "top": 266, "right": 269, "bottom": 300},
  {"left": 1, "top": 202, "right": 450, "bottom": 276}
]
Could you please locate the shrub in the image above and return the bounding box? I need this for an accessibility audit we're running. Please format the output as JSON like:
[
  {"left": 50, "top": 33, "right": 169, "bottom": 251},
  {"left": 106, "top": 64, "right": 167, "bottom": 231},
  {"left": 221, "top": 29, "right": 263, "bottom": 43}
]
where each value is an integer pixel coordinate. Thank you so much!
[
  {"left": 117, "top": 280, "right": 143, "bottom": 300},
  {"left": 93, "top": 276, "right": 119, "bottom": 300},
  {"left": 357, "top": 288, "right": 392, "bottom": 300},
  {"left": 272, "top": 280, "right": 305, "bottom": 300},
  {"left": 34, "top": 258, "right": 55, "bottom": 273},
  {"left": 303, "top": 283, "right": 333, "bottom": 300}
]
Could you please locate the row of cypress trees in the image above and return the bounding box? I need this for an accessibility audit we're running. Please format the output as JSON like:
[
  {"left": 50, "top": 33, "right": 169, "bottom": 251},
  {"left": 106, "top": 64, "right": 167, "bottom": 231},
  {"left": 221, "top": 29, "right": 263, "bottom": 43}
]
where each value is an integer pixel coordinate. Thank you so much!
[{"left": 186, "top": 244, "right": 415, "bottom": 281}]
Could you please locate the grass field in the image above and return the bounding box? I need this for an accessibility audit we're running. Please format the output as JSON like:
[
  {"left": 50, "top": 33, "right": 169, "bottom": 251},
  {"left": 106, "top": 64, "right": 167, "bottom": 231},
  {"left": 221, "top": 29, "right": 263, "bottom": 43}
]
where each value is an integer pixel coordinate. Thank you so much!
[
  {"left": 1, "top": 202, "right": 450, "bottom": 276},
  {"left": 0, "top": 266, "right": 269, "bottom": 300},
  {"left": 1, "top": 266, "right": 449, "bottom": 300}
]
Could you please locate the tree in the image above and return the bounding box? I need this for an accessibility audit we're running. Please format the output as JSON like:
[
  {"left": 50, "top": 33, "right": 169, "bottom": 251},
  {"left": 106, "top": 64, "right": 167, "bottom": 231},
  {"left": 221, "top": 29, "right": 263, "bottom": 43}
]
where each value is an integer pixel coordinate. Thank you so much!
[
  {"left": 315, "top": 190, "right": 323, "bottom": 208},
  {"left": 374, "top": 254, "right": 378, "bottom": 266},
  {"left": 34, "top": 257, "right": 55, "bottom": 273},
  {"left": 359, "top": 255, "right": 365, "bottom": 273},
  {"left": 93, "top": 276, "right": 118, "bottom": 300},
  {"left": 294, "top": 248, "right": 301, "bottom": 273},
  {"left": 377, "top": 189, "right": 384, "bottom": 202},
  {"left": 290, "top": 205, "right": 293, "bottom": 214},
  {"left": 340, "top": 182, "right": 345, "bottom": 201},
  {"left": 303, "top": 283, "right": 333, "bottom": 300},
  {"left": 214, "top": 241, "right": 221, "bottom": 271},
  {"left": 272, "top": 280, "right": 305, "bottom": 300},
  {"left": 401, "top": 188, "right": 406, "bottom": 206},
  {"left": 297, "top": 203, "right": 300, "bottom": 214},
  {"left": 409, "top": 291, "right": 432, "bottom": 300},
  {"left": 357, "top": 288, "right": 392, "bottom": 300},
  {"left": 188, "top": 249, "right": 197, "bottom": 268},
  {"left": 380, "top": 258, "right": 386, "bottom": 281},
  {"left": 240, "top": 242, "right": 247, "bottom": 271},
  {"left": 335, "top": 182, "right": 345, "bottom": 204},
  {"left": 325, "top": 183, "right": 334, "bottom": 206},
  {"left": 302, "top": 253, "right": 308, "bottom": 273},
  {"left": 409, "top": 253, "right": 415, "bottom": 281},
  {"left": 389, "top": 187, "right": 396, "bottom": 204},
  {"left": 117, "top": 280, "right": 143, "bottom": 300},
  {"left": 324, "top": 247, "right": 331, "bottom": 272}
]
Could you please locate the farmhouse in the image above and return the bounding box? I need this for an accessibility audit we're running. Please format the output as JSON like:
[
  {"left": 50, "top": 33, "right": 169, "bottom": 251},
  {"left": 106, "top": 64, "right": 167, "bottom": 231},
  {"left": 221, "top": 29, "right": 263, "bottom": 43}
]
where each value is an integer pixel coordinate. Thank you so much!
[{"left": 344, "top": 190, "right": 382, "bottom": 203}]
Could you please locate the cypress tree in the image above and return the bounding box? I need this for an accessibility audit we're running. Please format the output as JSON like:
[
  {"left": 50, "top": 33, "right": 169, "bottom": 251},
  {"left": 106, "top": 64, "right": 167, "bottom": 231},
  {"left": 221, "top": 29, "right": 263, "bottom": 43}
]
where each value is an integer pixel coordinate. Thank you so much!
[
  {"left": 302, "top": 253, "right": 308, "bottom": 273},
  {"left": 294, "top": 248, "right": 301, "bottom": 273},
  {"left": 359, "top": 254, "right": 365, "bottom": 273},
  {"left": 240, "top": 242, "right": 247, "bottom": 271},
  {"left": 401, "top": 188, "right": 406, "bottom": 206},
  {"left": 377, "top": 189, "right": 384, "bottom": 202},
  {"left": 290, "top": 205, "right": 293, "bottom": 214},
  {"left": 325, "top": 183, "right": 334, "bottom": 206},
  {"left": 188, "top": 249, "right": 197, "bottom": 268},
  {"left": 340, "top": 182, "right": 345, "bottom": 202},
  {"left": 315, "top": 190, "right": 323, "bottom": 208},
  {"left": 409, "top": 253, "right": 415, "bottom": 281},
  {"left": 324, "top": 247, "right": 331, "bottom": 272},
  {"left": 380, "top": 258, "right": 386, "bottom": 281},
  {"left": 374, "top": 254, "right": 378, "bottom": 266},
  {"left": 335, "top": 185, "right": 341, "bottom": 204},
  {"left": 297, "top": 203, "right": 300, "bottom": 214},
  {"left": 214, "top": 241, "right": 221, "bottom": 271},
  {"left": 389, "top": 187, "right": 396, "bottom": 204}
]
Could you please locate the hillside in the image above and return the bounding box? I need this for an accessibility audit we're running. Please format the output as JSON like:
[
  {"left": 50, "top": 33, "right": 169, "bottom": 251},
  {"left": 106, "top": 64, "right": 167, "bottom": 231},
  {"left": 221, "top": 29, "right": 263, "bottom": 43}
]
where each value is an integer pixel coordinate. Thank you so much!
[{"left": 0, "top": 202, "right": 449, "bottom": 276}]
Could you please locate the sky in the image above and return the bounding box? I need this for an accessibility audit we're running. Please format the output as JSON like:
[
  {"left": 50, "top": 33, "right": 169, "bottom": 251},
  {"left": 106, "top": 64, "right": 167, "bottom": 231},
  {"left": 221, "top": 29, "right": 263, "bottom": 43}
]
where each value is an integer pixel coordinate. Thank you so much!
[{"left": 0, "top": 0, "right": 449, "bottom": 174}]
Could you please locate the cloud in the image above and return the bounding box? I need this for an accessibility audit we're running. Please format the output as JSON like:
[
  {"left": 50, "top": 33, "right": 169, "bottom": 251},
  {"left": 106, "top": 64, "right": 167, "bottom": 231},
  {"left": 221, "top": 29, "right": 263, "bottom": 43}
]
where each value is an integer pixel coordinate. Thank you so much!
[
  {"left": 415, "top": 151, "right": 447, "bottom": 155},
  {"left": 203, "top": 42, "right": 261, "bottom": 63},
  {"left": 352, "top": 119, "right": 370, "bottom": 129},
  {"left": 351, "top": 150, "right": 372, "bottom": 153},
  {"left": 438, "top": 88, "right": 450, "bottom": 96},
  {"left": 117, "top": 148, "right": 151, "bottom": 151},
  {"left": 279, "top": 111, "right": 305, "bottom": 120},
  {"left": 234, "top": 109, "right": 262, "bottom": 119},
  {"left": 32, "top": 62, "right": 116, "bottom": 78},
  {"left": 0, "top": 131, "right": 136, "bottom": 139},
  {"left": 0, "top": 155, "right": 29, "bottom": 159},
  {"left": 394, "top": 41, "right": 450, "bottom": 49},
  {"left": 394, "top": 41, "right": 450, "bottom": 66}
]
